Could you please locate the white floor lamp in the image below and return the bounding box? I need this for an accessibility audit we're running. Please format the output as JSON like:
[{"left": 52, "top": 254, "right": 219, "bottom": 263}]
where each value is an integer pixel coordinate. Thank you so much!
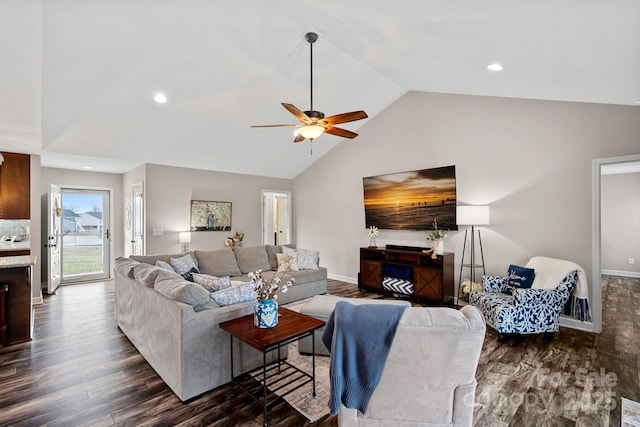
[{"left": 457, "top": 206, "right": 491, "bottom": 296}]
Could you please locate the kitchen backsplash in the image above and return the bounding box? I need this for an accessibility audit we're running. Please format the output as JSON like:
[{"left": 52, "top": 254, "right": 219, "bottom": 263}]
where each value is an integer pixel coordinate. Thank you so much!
[{"left": 0, "top": 219, "right": 30, "bottom": 241}]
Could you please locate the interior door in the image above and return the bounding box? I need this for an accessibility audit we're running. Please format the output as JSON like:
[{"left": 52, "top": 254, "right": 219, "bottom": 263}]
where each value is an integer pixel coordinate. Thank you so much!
[
  {"left": 131, "top": 183, "right": 144, "bottom": 255},
  {"left": 275, "top": 195, "right": 289, "bottom": 245},
  {"left": 47, "top": 184, "right": 62, "bottom": 294},
  {"left": 261, "top": 190, "right": 292, "bottom": 245}
]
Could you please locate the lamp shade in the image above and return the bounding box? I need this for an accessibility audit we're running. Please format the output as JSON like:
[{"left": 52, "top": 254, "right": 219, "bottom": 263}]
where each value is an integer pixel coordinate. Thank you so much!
[
  {"left": 457, "top": 205, "right": 490, "bottom": 226},
  {"left": 179, "top": 231, "right": 191, "bottom": 243}
]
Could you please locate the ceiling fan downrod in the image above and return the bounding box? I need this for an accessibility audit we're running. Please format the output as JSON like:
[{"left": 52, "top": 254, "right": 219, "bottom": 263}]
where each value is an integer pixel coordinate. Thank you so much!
[{"left": 306, "top": 32, "right": 318, "bottom": 115}]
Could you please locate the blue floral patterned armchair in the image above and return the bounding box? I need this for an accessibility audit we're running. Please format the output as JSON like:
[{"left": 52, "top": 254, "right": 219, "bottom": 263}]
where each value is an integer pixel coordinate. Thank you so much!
[{"left": 469, "top": 258, "right": 579, "bottom": 342}]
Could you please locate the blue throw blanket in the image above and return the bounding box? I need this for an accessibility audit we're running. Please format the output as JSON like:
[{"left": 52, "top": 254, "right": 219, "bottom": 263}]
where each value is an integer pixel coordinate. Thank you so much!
[{"left": 321, "top": 302, "right": 408, "bottom": 415}]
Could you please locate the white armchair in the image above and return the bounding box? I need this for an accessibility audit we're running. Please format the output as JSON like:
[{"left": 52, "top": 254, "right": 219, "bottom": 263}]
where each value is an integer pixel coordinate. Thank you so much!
[{"left": 337, "top": 305, "right": 486, "bottom": 427}]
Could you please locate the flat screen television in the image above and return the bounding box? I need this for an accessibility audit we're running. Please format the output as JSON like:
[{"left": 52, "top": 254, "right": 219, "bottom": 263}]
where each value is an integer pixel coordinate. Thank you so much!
[{"left": 363, "top": 165, "right": 457, "bottom": 231}]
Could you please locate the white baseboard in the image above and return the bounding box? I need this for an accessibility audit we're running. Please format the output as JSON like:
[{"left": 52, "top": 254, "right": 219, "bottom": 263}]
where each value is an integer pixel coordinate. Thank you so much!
[
  {"left": 560, "top": 316, "right": 597, "bottom": 333},
  {"left": 601, "top": 269, "right": 640, "bottom": 278},
  {"left": 327, "top": 273, "right": 357, "bottom": 284}
]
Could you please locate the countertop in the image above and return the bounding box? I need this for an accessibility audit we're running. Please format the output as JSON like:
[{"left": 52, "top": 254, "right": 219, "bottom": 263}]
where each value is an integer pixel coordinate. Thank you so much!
[
  {"left": 0, "top": 255, "right": 37, "bottom": 269},
  {"left": 0, "top": 240, "right": 31, "bottom": 252}
]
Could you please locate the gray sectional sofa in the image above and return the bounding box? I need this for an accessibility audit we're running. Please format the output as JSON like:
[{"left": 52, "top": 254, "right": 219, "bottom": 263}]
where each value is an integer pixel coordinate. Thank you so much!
[{"left": 114, "top": 244, "right": 327, "bottom": 401}]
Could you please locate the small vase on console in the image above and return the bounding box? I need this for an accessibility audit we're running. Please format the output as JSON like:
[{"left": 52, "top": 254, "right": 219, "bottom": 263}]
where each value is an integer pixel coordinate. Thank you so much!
[{"left": 431, "top": 239, "right": 443, "bottom": 259}]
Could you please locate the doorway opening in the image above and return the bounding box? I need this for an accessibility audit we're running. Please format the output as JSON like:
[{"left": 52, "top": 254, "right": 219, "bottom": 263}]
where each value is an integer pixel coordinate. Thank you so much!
[
  {"left": 59, "top": 188, "right": 112, "bottom": 284},
  {"left": 262, "top": 190, "right": 292, "bottom": 245},
  {"left": 592, "top": 153, "right": 640, "bottom": 333}
]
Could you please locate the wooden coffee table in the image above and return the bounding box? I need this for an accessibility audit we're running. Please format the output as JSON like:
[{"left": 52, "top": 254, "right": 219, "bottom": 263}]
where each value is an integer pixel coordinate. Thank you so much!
[{"left": 219, "top": 306, "right": 325, "bottom": 426}]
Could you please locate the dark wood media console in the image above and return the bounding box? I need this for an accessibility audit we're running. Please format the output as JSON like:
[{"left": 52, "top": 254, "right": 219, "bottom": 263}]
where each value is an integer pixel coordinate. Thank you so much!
[{"left": 358, "top": 245, "right": 455, "bottom": 304}]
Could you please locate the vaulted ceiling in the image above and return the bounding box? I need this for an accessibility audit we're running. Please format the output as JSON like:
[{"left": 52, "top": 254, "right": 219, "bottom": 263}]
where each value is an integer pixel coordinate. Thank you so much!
[{"left": 1, "top": 1, "right": 639, "bottom": 178}]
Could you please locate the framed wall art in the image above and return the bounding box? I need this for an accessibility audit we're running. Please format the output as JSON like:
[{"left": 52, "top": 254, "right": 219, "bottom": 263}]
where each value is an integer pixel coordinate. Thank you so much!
[
  {"left": 190, "top": 200, "right": 232, "bottom": 231},
  {"left": 363, "top": 165, "right": 457, "bottom": 231}
]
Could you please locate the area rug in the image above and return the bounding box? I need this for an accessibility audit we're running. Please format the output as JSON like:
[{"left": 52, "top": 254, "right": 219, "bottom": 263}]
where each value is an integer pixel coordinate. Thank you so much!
[{"left": 250, "top": 298, "right": 331, "bottom": 423}]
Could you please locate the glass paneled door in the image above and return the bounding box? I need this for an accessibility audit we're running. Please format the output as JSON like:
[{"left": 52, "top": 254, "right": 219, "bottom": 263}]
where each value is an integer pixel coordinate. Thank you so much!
[{"left": 60, "top": 188, "right": 111, "bottom": 283}]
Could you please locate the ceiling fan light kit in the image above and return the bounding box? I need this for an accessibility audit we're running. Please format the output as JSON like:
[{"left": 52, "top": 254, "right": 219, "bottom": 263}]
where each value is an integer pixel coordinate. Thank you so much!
[
  {"left": 252, "top": 32, "right": 368, "bottom": 150},
  {"left": 298, "top": 124, "right": 325, "bottom": 140}
]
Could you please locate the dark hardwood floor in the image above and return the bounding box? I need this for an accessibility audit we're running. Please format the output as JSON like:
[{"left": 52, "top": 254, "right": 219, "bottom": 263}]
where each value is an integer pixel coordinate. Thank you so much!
[{"left": 0, "top": 276, "right": 638, "bottom": 426}]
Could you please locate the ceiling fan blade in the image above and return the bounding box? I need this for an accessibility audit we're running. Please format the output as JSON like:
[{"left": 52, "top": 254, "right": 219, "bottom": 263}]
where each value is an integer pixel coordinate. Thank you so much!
[
  {"left": 250, "top": 124, "right": 298, "bottom": 128},
  {"left": 293, "top": 133, "right": 306, "bottom": 143},
  {"left": 325, "top": 126, "right": 358, "bottom": 139},
  {"left": 282, "top": 103, "right": 311, "bottom": 123},
  {"left": 323, "top": 110, "right": 368, "bottom": 125}
]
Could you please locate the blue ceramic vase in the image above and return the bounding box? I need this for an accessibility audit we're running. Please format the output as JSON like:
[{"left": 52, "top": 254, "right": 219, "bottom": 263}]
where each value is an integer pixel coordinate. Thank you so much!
[{"left": 254, "top": 299, "right": 278, "bottom": 328}]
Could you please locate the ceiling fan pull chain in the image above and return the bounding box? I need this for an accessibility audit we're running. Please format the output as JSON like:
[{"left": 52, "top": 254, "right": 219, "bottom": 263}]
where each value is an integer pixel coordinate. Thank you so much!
[{"left": 310, "top": 141, "right": 313, "bottom": 156}]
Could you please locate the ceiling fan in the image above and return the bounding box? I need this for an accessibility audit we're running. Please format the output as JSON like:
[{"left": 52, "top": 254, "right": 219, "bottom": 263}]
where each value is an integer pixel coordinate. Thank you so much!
[{"left": 252, "top": 32, "right": 368, "bottom": 146}]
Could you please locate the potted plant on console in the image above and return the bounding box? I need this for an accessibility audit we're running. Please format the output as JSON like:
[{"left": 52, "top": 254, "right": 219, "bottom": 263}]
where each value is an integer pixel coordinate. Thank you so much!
[{"left": 426, "top": 219, "right": 447, "bottom": 259}]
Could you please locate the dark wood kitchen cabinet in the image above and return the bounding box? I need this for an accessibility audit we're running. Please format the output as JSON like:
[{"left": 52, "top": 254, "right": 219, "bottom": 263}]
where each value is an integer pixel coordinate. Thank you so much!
[{"left": 0, "top": 152, "right": 30, "bottom": 219}]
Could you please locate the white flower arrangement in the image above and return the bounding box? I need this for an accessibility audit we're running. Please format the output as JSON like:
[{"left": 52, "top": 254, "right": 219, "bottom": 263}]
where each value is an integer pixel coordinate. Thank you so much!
[
  {"left": 426, "top": 219, "right": 447, "bottom": 241},
  {"left": 248, "top": 254, "right": 295, "bottom": 301},
  {"left": 459, "top": 279, "right": 483, "bottom": 302}
]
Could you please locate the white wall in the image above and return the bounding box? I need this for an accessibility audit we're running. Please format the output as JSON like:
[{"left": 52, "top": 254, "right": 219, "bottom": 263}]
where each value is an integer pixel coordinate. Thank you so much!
[
  {"left": 294, "top": 91, "right": 640, "bottom": 296},
  {"left": 143, "top": 164, "right": 292, "bottom": 254},
  {"left": 601, "top": 172, "right": 640, "bottom": 274}
]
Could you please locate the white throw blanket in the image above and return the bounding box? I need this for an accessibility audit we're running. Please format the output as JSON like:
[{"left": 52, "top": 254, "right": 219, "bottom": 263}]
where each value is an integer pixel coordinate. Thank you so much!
[
  {"left": 525, "top": 256, "right": 588, "bottom": 299},
  {"left": 525, "top": 256, "right": 591, "bottom": 322}
]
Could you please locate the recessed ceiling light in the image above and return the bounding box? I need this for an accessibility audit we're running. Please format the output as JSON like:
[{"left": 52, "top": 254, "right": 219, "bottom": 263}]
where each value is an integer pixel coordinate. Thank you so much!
[
  {"left": 83, "top": 166, "right": 94, "bottom": 170},
  {"left": 153, "top": 93, "right": 168, "bottom": 104},
  {"left": 487, "top": 63, "right": 504, "bottom": 72}
]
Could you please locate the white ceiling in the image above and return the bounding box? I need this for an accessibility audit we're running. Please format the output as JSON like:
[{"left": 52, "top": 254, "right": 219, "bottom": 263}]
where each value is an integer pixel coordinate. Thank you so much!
[{"left": 1, "top": 0, "right": 639, "bottom": 178}]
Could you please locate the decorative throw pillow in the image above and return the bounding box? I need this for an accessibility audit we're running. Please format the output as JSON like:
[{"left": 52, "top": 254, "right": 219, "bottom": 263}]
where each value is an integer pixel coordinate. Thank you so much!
[
  {"left": 276, "top": 252, "right": 299, "bottom": 272},
  {"left": 502, "top": 264, "right": 535, "bottom": 295},
  {"left": 170, "top": 253, "right": 199, "bottom": 275},
  {"left": 180, "top": 267, "right": 198, "bottom": 282},
  {"left": 192, "top": 273, "right": 232, "bottom": 292},
  {"left": 281, "top": 245, "right": 296, "bottom": 254},
  {"left": 296, "top": 248, "right": 320, "bottom": 270},
  {"left": 209, "top": 282, "right": 256, "bottom": 307},
  {"left": 156, "top": 260, "right": 175, "bottom": 272}
]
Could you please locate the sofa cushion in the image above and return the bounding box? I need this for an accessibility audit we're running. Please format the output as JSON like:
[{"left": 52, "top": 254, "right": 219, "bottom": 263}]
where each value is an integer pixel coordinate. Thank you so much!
[
  {"left": 192, "top": 273, "right": 232, "bottom": 292},
  {"left": 133, "top": 263, "right": 163, "bottom": 287},
  {"left": 194, "top": 249, "right": 242, "bottom": 277},
  {"left": 115, "top": 257, "right": 138, "bottom": 278},
  {"left": 265, "top": 245, "right": 281, "bottom": 270},
  {"left": 277, "top": 252, "right": 299, "bottom": 271},
  {"left": 233, "top": 246, "right": 272, "bottom": 274},
  {"left": 171, "top": 254, "right": 200, "bottom": 274},
  {"left": 154, "top": 270, "right": 211, "bottom": 312},
  {"left": 131, "top": 252, "right": 196, "bottom": 266},
  {"left": 209, "top": 282, "right": 256, "bottom": 307},
  {"left": 261, "top": 268, "right": 326, "bottom": 285}
]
